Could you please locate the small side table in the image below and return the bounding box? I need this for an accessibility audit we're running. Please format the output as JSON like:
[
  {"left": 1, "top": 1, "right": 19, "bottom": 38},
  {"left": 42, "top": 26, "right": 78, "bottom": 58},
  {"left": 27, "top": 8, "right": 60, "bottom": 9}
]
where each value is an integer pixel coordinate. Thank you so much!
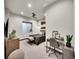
[{"left": 63, "top": 46, "right": 74, "bottom": 59}]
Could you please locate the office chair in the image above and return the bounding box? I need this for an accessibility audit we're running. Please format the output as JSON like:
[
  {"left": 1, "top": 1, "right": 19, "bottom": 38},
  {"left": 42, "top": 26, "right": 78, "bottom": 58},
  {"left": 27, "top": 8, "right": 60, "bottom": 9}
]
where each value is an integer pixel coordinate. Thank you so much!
[{"left": 48, "top": 38, "right": 59, "bottom": 58}]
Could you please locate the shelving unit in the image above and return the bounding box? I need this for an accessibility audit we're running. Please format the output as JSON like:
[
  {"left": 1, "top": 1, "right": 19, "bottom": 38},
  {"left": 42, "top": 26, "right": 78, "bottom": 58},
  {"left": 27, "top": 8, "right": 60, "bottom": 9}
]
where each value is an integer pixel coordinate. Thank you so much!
[{"left": 40, "top": 19, "right": 46, "bottom": 32}]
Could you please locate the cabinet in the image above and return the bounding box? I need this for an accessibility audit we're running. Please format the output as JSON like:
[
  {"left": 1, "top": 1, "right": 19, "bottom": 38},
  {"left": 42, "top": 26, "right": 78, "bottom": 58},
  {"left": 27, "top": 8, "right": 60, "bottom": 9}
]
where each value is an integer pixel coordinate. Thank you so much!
[
  {"left": 63, "top": 46, "right": 74, "bottom": 59},
  {"left": 6, "top": 38, "right": 19, "bottom": 59}
]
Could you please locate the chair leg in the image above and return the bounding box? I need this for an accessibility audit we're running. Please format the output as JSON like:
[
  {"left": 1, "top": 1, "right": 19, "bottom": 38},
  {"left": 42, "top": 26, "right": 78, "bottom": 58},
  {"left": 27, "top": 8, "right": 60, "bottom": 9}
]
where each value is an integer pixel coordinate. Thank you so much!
[
  {"left": 48, "top": 52, "right": 54, "bottom": 56},
  {"left": 54, "top": 48, "right": 58, "bottom": 58},
  {"left": 48, "top": 47, "right": 58, "bottom": 59},
  {"left": 55, "top": 52, "right": 58, "bottom": 58},
  {"left": 45, "top": 46, "right": 51, "bottom": 53}
]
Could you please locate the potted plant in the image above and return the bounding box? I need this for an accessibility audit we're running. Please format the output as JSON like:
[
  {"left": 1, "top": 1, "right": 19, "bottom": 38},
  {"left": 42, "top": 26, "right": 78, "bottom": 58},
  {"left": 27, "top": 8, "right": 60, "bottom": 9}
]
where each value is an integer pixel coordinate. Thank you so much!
[
  {"left": 66, "top": 35, "right": 73, "bottom": 48},
  {"left": 9, "top": 30, "right": 16, "bottom": 39}
]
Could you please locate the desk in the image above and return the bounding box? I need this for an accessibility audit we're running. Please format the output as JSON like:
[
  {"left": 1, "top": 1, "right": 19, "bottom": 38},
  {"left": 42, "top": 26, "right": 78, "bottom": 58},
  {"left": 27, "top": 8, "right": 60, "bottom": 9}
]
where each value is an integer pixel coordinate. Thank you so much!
[
  {"left": 56, "top": 40, "right": 64, "bottom": 45},
  {"left": 46, "top": 38, "right": 65, "bottom": 54},
  {"left": 46, "top": 38, "right": 74, "bottom": 59}
]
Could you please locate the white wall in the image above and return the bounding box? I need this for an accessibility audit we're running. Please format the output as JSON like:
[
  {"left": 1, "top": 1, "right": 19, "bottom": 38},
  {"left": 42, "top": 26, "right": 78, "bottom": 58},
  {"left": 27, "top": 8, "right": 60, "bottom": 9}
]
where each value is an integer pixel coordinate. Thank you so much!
[
  {"left": 5, "top": 9, "right": 9, "bottom": 24},
  {"left": 45, "top": 0, "right": 74, "bottom": 46},
  {"left": 7, "top": 13, "right": 40, "bottom": 39}
]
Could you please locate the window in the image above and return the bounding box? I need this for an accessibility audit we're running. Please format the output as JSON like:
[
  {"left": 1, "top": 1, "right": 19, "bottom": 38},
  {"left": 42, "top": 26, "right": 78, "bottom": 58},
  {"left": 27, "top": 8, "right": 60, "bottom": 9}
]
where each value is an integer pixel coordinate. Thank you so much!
[{"left": 22, "top": 21, "right": 32, "bottom": 33}]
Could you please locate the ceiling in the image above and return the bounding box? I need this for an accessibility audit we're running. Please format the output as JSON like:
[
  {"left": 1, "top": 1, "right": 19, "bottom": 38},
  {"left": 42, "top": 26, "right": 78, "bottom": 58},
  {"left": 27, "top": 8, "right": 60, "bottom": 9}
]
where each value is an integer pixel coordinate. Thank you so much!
[{"left": 5, "top": 0, "right": 57, "bottom": 19}]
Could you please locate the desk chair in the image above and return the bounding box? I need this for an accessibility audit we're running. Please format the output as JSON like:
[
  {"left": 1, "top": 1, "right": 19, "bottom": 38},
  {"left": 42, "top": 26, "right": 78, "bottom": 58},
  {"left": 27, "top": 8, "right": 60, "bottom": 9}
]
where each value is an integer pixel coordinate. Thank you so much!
[{"left": 48, "top": 38, "right": 59, "bottom": 58}]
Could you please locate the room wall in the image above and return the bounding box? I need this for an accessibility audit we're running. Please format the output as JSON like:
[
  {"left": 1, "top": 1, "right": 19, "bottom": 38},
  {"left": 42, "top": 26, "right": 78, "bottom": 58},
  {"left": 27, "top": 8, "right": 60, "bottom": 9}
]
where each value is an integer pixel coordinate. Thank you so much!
[
  {"left": 45, "top": 0, "right": 74, "bottom": 46},
  {"left": 7, "top": 13, "right": 40, "bottom": 39},
  {"left": 5, "top": 9, "right": 9, "bottom": 24}
]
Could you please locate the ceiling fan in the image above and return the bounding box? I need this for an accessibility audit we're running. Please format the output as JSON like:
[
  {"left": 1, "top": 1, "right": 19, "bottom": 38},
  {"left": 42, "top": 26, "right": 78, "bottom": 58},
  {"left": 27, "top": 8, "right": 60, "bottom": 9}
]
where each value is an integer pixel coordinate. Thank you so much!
[
  {"left": 32, "top": 12, "right": 45, "bottom": 20},
  {"left": 32, "top": 12, "right": 36, "bottom": 18},
  {"left": 31, "top": 12, "right": 39, "bottom": 21}
]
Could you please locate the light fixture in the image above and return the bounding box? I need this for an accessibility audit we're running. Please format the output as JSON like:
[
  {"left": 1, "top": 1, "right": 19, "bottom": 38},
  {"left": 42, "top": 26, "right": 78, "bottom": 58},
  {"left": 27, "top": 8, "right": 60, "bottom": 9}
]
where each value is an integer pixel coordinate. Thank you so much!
[
  {"left": 21, "top": 11, "right": 24, "bottom": 15},
  {"left": 28, "top": 3, "right": 32, "bottom": 8}
]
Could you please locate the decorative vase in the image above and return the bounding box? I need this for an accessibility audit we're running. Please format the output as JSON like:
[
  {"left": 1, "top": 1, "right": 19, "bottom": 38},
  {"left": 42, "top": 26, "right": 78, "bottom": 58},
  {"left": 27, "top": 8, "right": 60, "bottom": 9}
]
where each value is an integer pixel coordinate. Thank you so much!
[{"left": 66, "top": 42, "right": 71, "bottom": 48}]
